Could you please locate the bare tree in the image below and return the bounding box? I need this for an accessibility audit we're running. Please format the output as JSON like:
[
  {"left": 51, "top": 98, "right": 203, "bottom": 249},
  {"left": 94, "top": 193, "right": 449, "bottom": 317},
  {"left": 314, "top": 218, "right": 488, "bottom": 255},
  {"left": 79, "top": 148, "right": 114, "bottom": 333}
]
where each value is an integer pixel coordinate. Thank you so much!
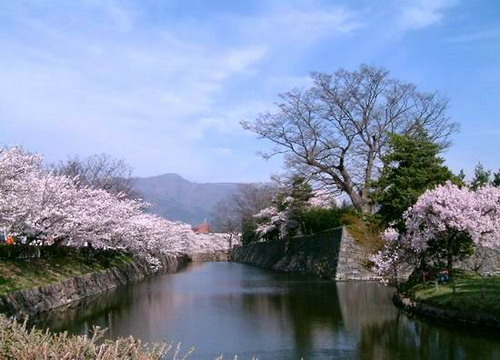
[
  {"left": 211, "top": 183, "right": 276, "bottom": 244},
  {"left": 242, "top": 65, "right": 458, "bottom": 213},
  {"left": 52, "top": 153, "right": 136, "bottom": 198},
  {"left": 211, "top": 198, "right": 241, "bottom": 248},
  {"left": 232, "top": 183, "right": 276, "bottom": 220}
]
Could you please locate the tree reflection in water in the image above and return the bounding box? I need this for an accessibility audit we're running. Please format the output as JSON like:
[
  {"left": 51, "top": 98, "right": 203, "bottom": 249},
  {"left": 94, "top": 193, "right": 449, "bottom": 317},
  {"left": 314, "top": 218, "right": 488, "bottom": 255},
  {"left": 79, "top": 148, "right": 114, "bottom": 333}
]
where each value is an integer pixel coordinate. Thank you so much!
[{"left": 32, "top": 263, "right": 500, "bottom": 360}]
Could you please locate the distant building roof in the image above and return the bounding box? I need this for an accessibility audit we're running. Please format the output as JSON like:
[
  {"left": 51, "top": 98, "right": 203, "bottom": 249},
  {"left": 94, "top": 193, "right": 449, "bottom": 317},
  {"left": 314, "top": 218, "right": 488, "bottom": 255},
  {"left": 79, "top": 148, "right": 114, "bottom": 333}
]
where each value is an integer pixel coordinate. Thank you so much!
[{"left": 193, "top": 220, "right": 211, "bottom": 234}]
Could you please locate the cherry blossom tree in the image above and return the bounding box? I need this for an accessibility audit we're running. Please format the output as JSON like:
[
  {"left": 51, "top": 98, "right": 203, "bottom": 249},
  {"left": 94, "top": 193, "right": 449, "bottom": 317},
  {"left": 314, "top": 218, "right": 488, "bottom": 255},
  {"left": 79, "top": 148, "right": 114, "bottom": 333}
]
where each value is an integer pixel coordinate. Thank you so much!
[
  {"left": 254, "top": 188, "right": 338, "bottom": 241},
  {"left": 254, "top": 204, "right": 290, "bottom": 241},
  {"left": 372, "top": 182, "right": 500, "bottom": 279},
  {"left": 0, "top": 146, "right": 236, "bottom": 270},
  {"left": 0, "top": 147, "right": 81, "bottom": 243},
  {"left": 369, "top": 228, "right": 411, "bottom": 285}
]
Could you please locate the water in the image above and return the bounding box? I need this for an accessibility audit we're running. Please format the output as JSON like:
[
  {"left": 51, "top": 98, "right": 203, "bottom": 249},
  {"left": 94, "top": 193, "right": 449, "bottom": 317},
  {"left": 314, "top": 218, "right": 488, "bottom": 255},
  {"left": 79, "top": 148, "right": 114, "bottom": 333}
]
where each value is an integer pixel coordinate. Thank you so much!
[{"left": 36, "top": 262, "right": 500, "bottom": 359}]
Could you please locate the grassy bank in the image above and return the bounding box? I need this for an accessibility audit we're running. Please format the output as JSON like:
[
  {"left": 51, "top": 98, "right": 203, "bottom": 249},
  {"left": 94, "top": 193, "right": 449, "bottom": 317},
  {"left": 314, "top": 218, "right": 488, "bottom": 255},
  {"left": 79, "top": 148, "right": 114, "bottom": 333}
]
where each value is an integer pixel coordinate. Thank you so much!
[
  {"left": 0, "top": 252, "right": 133, "bottom": 296},
  {"left": 402, "top": 271, "right": 500, "bottom": 319}
]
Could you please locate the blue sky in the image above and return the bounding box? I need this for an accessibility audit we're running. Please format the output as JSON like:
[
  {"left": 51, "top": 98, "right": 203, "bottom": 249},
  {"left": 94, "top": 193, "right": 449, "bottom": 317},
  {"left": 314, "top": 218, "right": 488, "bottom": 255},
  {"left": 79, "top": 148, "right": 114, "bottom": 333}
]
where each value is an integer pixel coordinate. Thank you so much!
[{"left": 0, "top": 0, "right": 499, "bottom": 182}]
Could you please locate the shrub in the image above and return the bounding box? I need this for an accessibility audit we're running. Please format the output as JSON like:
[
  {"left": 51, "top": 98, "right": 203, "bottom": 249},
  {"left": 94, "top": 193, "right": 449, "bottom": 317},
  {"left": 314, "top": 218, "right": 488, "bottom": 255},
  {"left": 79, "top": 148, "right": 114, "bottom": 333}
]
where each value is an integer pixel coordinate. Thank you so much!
[
  {"left": 301, "top": 207, "right": 355, "bottom": 235},
  {"left": 0, "top": 244, "right": 128, "bottom": 262}
]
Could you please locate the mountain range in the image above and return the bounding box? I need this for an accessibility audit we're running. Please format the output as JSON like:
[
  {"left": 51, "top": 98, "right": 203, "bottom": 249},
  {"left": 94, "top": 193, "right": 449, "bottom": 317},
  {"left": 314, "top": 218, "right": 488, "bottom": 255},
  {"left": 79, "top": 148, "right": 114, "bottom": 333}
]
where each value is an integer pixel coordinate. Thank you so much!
[{"left": 132, "top": 173, "right": 240, "bottom": 225}]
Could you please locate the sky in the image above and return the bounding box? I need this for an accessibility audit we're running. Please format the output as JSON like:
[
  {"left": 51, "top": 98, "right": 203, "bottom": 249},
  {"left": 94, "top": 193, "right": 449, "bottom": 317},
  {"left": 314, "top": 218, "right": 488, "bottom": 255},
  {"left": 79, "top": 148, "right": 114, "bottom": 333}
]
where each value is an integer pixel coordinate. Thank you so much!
[{"left": 0, "top": 0, "right": 499, "bottom": 183}]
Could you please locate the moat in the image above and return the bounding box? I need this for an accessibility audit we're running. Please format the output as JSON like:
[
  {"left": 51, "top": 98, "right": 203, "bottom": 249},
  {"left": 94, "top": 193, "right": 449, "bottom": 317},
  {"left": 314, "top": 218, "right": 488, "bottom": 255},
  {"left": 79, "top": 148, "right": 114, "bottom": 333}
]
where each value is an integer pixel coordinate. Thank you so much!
[{"left": 35, "top": 262, "right": 500, "bottom": 359}]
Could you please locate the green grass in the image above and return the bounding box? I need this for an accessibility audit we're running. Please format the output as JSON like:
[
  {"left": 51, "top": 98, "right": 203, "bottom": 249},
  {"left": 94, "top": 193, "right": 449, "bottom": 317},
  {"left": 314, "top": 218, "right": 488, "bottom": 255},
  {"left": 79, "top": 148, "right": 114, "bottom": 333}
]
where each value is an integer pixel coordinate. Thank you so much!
[
  {"left": 403, "top": 271, "right": 500, "bottom": 318},
  {"left": 0, "top": 253, "right": 133, "bottom": 296}
]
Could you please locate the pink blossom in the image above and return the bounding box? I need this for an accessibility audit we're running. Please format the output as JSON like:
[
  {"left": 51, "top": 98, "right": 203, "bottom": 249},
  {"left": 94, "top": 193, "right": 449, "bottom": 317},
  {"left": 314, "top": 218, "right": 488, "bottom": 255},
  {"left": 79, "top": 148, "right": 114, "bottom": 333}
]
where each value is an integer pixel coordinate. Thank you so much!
[{"left": 0, "top": 147, "right": 238, "bottom": 269}]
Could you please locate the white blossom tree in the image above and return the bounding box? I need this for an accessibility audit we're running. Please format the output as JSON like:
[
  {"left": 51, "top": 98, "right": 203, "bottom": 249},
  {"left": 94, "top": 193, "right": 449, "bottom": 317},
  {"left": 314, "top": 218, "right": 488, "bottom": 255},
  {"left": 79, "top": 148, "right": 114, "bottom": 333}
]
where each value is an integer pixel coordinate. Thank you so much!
[
  {"left": 372, "top": 182, "right": 500, "bottom": 279},
  {"left": 0, "top": 146, "right": 236, "bottom": 270}
]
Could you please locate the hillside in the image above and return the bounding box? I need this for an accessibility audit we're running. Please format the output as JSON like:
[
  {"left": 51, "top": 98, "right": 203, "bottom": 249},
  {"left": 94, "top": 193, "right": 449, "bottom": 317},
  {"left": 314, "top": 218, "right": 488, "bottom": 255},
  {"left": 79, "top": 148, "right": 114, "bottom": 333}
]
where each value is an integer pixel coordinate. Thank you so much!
[{"left": 132, "top": 173, "right": 240, "bottom": 225}]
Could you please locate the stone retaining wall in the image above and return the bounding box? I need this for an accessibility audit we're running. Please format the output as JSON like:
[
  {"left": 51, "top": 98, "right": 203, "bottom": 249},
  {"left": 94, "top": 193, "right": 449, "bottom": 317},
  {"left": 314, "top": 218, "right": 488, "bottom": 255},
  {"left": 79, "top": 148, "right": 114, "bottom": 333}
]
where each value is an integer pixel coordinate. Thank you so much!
[
  {"left": 0, "top": 254, "right": 188, "bottom": 316},
  {"left": 231, "top": 227, "right": 381, "bottom": 281}
]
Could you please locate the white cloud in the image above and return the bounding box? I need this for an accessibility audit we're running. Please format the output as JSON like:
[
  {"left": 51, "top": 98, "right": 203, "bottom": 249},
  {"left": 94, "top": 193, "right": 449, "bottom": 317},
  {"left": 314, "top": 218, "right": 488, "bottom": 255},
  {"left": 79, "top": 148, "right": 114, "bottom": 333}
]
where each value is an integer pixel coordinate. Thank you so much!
[
  {"left": 398, "top": 0, "right": 458, "bottom": 30},
  {"left": 235, "top": 6, "right": 361, "bottom": 45},
  {"left": 446, "top": 27, "right": 500, "bottom": 44},
  {"left": 0, "top": 1, "right": 278, "bottom": 183}
]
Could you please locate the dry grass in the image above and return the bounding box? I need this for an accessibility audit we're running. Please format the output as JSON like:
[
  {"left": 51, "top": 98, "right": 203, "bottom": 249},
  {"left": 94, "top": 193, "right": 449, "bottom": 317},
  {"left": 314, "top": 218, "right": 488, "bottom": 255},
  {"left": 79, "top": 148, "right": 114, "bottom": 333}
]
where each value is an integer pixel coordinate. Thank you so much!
[
  {"left": 342, "top": 213, "right": 384, "bottom": 253},
  {"left": 0, "top": 314, "right": 196, "bottom": 360},
  {"left": 0, "top": 315, "right": 258, "bottom": 359}
]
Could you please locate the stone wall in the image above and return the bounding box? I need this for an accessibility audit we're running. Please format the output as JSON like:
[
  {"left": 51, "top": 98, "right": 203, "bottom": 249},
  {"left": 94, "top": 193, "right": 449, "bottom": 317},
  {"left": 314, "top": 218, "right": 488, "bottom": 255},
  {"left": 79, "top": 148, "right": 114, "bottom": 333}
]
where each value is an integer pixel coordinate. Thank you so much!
[
  {"left": 231, "top": 227, "right": 381, "bottom": 281},
  {"left": 0, "top": 254, "right": 188, "bottom": 316}
]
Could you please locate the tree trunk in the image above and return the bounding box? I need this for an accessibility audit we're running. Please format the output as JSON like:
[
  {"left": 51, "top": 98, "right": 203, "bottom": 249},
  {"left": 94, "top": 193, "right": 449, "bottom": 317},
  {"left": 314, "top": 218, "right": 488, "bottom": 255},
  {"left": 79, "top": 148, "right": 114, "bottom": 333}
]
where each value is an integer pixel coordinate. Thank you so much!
[
  {"left": 447, "top": 236, "right": 453, "bottom": 275},
  {"left": 344, "top": 187, "right": 372, "bottom": 213}
]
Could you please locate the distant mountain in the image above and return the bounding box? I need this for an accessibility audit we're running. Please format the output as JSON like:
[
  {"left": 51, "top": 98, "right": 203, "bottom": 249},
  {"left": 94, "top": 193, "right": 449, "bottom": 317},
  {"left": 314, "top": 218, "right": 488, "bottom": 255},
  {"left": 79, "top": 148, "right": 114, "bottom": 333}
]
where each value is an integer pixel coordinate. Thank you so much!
[{"left": 132, "top": 173, "right": 240, "bottom": 225}]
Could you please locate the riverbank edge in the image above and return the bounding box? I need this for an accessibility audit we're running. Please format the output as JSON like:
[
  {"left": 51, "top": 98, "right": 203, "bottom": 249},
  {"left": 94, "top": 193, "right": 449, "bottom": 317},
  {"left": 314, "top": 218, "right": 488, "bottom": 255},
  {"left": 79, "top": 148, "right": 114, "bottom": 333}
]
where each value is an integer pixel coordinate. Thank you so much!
[
  {"left": 0, "top": 254, "right": 189, "bottom": 316},
  {"left": 393, "top": 292, "right": 500, "bottom": 329},
  {"left": 231, "top": 227, "right": 382, "bottom": 281}
]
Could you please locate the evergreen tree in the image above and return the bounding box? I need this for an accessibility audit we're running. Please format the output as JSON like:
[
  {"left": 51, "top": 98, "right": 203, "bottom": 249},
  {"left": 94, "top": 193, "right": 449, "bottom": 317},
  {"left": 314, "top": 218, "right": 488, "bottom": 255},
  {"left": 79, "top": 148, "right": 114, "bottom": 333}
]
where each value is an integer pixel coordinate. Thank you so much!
[
  {"left": 470, "top": 162, "right": 491, "bottom": 190},
  {"left": 492, "top": 169, "right": 500, "bottom": 187},
  {"left": 457, "top": 169, "right": 466, "bottom": 183},
  {"left": 371, "top": 125, "right": 455, "bottom": 228}
]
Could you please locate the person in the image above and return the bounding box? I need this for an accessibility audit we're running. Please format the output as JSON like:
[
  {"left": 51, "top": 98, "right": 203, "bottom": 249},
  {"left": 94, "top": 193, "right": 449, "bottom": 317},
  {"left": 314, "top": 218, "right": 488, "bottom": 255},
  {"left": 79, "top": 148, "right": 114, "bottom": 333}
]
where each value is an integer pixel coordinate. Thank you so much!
[
  {"left": 438, "top": 268, "right": 450, "bottom": 283},
  {"left": 423, "top": 269, "right": 430, "bottom": 282}
]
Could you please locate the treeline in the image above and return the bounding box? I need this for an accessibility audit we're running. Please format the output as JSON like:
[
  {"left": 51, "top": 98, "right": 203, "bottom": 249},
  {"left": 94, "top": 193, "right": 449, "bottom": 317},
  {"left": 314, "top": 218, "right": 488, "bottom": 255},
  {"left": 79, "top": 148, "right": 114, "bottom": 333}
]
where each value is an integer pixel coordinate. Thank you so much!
[{"left": 0, "top": 147, "right": 233, "bottom": 271}]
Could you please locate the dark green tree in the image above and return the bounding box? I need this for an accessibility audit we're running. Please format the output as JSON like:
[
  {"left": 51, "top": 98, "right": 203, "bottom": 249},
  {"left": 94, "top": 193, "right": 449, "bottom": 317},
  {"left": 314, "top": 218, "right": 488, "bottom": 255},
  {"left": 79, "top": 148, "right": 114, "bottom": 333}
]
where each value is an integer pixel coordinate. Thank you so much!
[
  {"left": 492, "top": 169, "right": 500, "bottom": 187},
  {"left": 457, "top": 169, "right": 466, "bottom": 183},
  {"left": 371, "top": 125, "right": 456, "bottom": 228},
  {"left": 470, "top": 163, "right": 491, "bottom": 190}
]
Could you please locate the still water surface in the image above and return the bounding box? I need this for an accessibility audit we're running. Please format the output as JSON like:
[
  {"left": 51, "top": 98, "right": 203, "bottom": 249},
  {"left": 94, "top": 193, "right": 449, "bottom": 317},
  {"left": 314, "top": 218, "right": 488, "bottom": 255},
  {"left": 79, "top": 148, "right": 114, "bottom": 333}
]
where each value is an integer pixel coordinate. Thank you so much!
[{"left": 37, "top": 262, "right": 500, "bottom": 359}]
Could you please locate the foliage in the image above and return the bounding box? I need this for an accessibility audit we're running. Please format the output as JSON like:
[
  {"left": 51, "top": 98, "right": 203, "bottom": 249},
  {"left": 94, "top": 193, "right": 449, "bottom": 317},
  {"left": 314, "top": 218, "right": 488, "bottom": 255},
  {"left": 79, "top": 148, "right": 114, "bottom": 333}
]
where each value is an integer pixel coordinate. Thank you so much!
[
  {"left": 457, "top": 169, "right": 466, "bottom": 183},
  {"left": 493, "top": 170, "right": 500, "bottom": 187},
  {"left": 461, "top": 164, "right": 500, "bottom": 189},
  {"left": 253, "top": 176, "right": 341, "bottom": 240},
  {"left": 300, "top": 208, "right": 345, "bottom": 235},
  {"left": 0, "top": 244, "right": 125, "bottom": 261},
  {"left": 242, "top": 64, "right": 458, "bottom": 213},
  {"left": 239, "top": 218, "right": 258, "bottom": 245},
  {"left": 371, "top": 126, "right": 456, "bottom": 229}
]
